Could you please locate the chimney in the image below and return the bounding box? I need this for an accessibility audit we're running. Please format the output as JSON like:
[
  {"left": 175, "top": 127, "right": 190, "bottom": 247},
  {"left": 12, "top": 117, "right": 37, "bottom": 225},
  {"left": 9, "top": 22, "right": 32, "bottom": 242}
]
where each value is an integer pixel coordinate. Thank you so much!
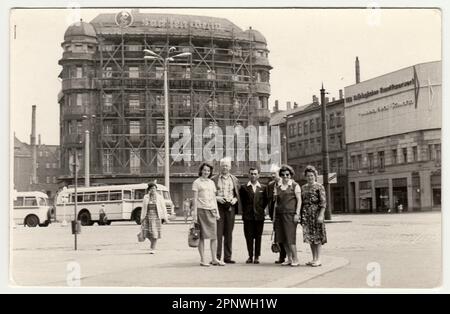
[
  {"left": 325, "top": 97, "right": 329, "bottom": 104},
  {"left": 312, "top": 95, "right": 318, "bottom": 103},
  {"left": 355, "top": 56, "right": 360, "bottom": 84},
  {"left": 332, "top": 97, "right": 336, "bottom": 102},
  {"left": 38, "top": 134, "right": 41, "bottom": 146},
  {"left": 286, "top": 101, "right": 292, "bottom": 110},
  {"left": 30, "top": 105, "right": 37, "bottom": 184},
  {"left": 274, "top": 100, "right": 279, "bottom": 112},
  {"left": 339, "top": 89, "right": 343, "bottom": 99},
  {"left": 294, "top": 102, "right": 298, "bottom": 109}
]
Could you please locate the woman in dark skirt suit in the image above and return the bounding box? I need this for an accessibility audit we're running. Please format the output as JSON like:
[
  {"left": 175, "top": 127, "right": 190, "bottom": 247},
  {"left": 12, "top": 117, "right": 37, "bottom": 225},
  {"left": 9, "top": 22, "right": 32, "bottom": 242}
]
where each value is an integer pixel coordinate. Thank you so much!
[
  {"left": 274, "top": 165, "right": 302, "bottom": 267},
  {"left": 301, "top": 165, "right": 327, "bottom": 267}
]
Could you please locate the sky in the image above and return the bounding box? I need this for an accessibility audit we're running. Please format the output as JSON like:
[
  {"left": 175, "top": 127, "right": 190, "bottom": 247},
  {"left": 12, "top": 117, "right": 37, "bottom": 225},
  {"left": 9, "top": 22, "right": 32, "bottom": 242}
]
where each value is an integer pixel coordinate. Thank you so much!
[{"left": 10, "top": 7, "right": 441, "bottom": 145}]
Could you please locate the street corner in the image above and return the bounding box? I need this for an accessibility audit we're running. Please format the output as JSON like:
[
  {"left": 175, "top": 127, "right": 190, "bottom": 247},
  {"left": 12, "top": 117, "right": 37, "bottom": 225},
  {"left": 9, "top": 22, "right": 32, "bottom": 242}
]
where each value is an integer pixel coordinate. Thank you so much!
[{"left": 258, "top": 255, "right": 350, "bottom": 288}]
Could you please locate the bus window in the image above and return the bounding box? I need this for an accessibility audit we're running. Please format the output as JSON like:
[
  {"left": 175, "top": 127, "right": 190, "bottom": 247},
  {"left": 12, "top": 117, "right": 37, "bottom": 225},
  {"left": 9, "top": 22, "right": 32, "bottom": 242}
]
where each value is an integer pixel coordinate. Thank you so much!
[
  {"left": 97, "top": 193, "right": 108, "bottom": 202},
  {"left": 123, "top": 190, "right": 131, "bottom": 200},
  {"left": 38, "top": 197, "right": 47, "bottom": 206},
  {"left": 110, "top": 191, "right": 122, "bottom": 201},
  {"left": 24, "top": 197, "right": 37, "bottom": 206},
  {"left": 14, "top": 197, "right": 24, "bottom": 207},
  {"left": 84, "top": 192, "right": 96, "bottom": 202},
  {"left": 134, "top": 189, "right": 145, "bottom": 200},
  {"left": 77, "top": 194, "right": 83, "bottom": 202}
]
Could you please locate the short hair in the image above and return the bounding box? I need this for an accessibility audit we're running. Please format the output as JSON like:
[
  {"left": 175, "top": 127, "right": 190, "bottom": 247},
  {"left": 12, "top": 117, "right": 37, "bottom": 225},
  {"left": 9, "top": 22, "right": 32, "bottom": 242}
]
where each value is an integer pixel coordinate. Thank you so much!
[
  {"left": 304, "top": 165, "right": 318, "bottom": 179},
  {"left": 219, "top": 157, "right": 232, "bottom": 166},
  {"left": 198, "top": 162, "right": 214, "bottom": 178},
  {"left": 279, "top": 164, "right": 295, "bottom": 177},
  {"left": 147, "top": 182, "right": 157, "bottom": 190},
  {"left": 248, "top": 167, "right": 259, "bottom": 174}
]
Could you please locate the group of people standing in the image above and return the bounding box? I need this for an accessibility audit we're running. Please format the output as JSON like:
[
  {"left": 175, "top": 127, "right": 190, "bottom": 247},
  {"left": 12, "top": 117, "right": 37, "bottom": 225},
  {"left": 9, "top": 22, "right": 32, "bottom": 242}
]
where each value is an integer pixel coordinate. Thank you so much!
[{"left": 138, "top": 157, "right": 327, "bottom": 268}]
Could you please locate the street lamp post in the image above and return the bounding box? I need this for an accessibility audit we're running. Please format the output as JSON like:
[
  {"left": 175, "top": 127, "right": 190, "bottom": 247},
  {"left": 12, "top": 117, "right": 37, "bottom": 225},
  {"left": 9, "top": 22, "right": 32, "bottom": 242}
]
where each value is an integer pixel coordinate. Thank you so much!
[
  {"left": 320, "top": 84, "right": 332, "bottom": 220},
  {"left": 82, "top": 114, "right": 95, "bottom": 188},
  {"left": 144, "top": 48, "right": 191, "bottom": 191}
]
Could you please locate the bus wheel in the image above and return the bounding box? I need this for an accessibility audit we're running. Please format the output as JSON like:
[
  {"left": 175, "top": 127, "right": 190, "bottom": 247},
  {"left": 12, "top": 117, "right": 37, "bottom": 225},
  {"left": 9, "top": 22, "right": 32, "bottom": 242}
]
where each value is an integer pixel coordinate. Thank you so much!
[
  {"left": 78, "top": 211, "right": 92, "bottom": 226},
  {"left": 25, "top": 215, "right": 39, "bottom": 228},
  {"left": 133, "top": 208, "right": 141, "bottom": 225}
]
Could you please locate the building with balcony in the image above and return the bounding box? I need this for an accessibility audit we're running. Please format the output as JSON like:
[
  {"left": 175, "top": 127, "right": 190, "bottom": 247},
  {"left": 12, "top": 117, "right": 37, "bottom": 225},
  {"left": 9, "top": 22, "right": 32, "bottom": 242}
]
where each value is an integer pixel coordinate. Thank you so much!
[
  {"left": 58, "top": 10, "right": 272, "bottom": 209},
  {"left": 345, "top": 61, "right": 441, "bottom": 212}
]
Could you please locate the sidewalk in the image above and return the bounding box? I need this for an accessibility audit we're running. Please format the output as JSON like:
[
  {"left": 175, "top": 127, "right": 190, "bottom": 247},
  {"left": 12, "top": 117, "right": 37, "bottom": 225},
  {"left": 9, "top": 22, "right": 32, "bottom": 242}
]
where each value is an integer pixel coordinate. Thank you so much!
[{"left": 11, "top": 222, "right": 349, "bottom": 288}]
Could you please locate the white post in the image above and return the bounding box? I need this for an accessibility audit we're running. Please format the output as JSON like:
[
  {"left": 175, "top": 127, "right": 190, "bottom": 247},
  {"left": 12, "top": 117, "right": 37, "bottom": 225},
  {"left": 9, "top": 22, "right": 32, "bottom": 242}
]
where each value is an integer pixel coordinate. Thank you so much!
[
  {"left": 85, "top": 130, "right": 90, "bottom": 187},
  {"left": 164, "top": 60, "right": 170, "bottom": 191}
]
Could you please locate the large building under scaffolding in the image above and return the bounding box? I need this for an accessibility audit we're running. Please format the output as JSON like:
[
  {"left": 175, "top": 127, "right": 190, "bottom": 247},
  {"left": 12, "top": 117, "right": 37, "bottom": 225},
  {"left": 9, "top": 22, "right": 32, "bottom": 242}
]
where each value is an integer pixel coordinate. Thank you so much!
[{"left": 58, "top": 10, "right": 272, "bottom": 210}]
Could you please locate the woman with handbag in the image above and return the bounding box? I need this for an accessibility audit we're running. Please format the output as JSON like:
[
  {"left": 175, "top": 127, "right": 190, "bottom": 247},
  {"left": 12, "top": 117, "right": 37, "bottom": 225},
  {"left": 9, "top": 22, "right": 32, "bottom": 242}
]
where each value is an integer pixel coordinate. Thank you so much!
[
  {"left": 139, "top": 183, "right": 168, "bottom": 254},
  {"left": 192, "top": 163, "right": 225, "bottom": 267},
  {"left": 274, "top": 165, "right": 302, "bottom": 267},
  {"left": 300, "top": 165, "right": 327, "bottom": 267}
]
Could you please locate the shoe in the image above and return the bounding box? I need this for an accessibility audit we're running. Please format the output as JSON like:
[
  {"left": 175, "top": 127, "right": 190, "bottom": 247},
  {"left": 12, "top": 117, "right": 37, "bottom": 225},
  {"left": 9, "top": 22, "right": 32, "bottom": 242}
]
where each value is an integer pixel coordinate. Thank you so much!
[
  {"left": 246, "top": 257, "right": 253, "bottom": 264},
  {"left": 224, "top": 259, "right": 236, "bottom": 264},
  {"left": 210, "top": 260, "right": 225, "bottom": 266},
  {"left": 200, "top": 262, "right": 210, "bottom": 267},
  {"left": 311, "top": 261, "right": 322, "bottom": 267},
  {"left": 253, "top": 257, "right": 260, "bottom": 264},
  {"left": 291, "top": 262, "right": 300, "bottom": 267},
  {"left": 149, "top": 249, "right": 155, "bottom": 254},
  {"left": 305, "top": 261, "right": 314, "bottom": 266},
  {"left": 281, "top": 261, "right": 292, "bottom": 266},
  {"left": 275, "top": 259, "right": 285, "bottom": 264}
]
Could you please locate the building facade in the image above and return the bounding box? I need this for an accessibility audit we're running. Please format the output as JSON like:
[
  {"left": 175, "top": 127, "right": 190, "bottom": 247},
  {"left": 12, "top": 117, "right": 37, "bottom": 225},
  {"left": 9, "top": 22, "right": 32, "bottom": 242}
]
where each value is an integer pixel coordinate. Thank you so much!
[
  {"left": 286, "top": 96, "right": 348, "bottom": 213},
  {"left": 13, "top": 136, "right": 61, "bottom": 203},
  {"left": 58, "top": 11, "right": 272, "bottom": 210},
  {"left": 345, "top": 61, "right": 441, "bottom": 212}
]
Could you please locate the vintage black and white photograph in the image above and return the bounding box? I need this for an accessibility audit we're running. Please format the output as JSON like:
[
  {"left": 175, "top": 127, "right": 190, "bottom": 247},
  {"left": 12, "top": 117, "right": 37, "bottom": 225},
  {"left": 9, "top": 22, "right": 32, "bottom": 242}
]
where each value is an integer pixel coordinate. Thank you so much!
[{"left": 9, "top": 4, "right": 443, "bottom": 290}]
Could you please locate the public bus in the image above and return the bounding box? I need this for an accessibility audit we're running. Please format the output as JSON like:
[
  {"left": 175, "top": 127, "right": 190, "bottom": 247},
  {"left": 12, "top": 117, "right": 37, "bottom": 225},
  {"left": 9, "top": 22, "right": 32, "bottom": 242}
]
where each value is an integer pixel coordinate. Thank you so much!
[
  {"left": 13, "top": 191, "right": 52, "bottom": 227},
  {"left": 54, "top": 183, "right": 175, "bottom": 226}
]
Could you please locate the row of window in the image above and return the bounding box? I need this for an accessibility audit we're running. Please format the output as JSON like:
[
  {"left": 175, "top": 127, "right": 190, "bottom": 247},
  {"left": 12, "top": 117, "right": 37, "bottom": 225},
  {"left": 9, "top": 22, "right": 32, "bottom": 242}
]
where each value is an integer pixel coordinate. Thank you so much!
[
  {"left": 30, "top": 176, "right": 58, "bottom": 184},
  {"left": 66, "top": 64, "right": 268, "bottom": 83},
  {"left": 288, "top": 134, "right": 344, "bottom": 157},
  {"left": 288, "top": 112, "right": 342, "bottom": 138},
  {"left": 99, "top": 44, "right": 268, "bottom": 58},
  {"left": 350, "top": 144, "right": 441, "bottom": 171}
]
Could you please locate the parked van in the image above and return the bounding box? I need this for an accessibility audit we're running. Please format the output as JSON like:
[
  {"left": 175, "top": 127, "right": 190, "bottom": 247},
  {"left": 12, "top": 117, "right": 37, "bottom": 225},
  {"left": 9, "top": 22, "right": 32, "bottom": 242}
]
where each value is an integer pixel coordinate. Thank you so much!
[{"left": 13, "top": 191, "right": 52, "bottom": 227}]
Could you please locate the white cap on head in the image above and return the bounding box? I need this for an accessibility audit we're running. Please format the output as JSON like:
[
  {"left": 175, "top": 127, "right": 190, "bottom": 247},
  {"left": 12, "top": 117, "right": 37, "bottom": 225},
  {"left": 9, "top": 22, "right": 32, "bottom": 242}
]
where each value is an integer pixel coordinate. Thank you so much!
[{"left": 220, "top": 156, "right": 232, "bottom": 166}]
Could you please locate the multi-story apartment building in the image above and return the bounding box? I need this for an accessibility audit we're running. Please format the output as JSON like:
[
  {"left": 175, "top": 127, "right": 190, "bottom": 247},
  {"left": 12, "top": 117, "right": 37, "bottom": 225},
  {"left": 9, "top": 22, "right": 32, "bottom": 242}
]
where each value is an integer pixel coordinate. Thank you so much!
[{"left": 58, "top": 10, "right": 272, "bottom": 208}]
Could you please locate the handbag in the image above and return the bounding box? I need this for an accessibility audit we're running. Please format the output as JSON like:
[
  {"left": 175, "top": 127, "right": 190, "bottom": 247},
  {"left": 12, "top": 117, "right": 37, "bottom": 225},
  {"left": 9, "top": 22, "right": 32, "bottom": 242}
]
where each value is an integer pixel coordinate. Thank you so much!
[
  {"left": 188, "top": 222, "right": 201, "bottom": 248},
  {"left": 137, "top": 230, "right": 145, "bottom": 242},
  {"left": 271, "top": 231, "right": 280, "bottom": 253}
]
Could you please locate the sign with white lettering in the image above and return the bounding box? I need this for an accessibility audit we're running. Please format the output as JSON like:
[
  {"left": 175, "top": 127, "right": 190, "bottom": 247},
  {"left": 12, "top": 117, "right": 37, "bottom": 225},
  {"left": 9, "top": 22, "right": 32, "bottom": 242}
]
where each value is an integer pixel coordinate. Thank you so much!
[{"left": 317, "top": 173, "right": 337, "bottom": 184}]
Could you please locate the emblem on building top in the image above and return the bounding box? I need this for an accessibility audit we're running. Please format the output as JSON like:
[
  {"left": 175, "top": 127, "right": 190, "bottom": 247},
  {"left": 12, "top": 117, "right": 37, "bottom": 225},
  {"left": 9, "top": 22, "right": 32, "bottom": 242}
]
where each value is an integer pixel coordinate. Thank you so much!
[{"left": 115, "top": 11, "right": 133, "bottom": 28}]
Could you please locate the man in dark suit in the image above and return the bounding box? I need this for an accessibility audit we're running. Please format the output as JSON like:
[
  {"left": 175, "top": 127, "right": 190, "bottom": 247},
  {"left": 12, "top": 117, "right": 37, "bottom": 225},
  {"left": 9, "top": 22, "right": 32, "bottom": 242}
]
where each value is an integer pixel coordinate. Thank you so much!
[
  {"left": 211, "top": 157, "right": 242, "bottom": 263},
  {"left": 267, "top": 165, "right": 287, "bottom": 264},
  {"left": 240, "top": 168, "right": 268, "bottom": 264}
]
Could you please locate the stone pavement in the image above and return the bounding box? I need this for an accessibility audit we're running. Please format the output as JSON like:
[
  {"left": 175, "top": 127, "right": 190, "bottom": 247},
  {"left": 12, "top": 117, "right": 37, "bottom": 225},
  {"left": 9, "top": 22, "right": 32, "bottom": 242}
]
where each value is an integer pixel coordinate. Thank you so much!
[{"left": 11, "top": 220, "right": 349, "bottom": 288}]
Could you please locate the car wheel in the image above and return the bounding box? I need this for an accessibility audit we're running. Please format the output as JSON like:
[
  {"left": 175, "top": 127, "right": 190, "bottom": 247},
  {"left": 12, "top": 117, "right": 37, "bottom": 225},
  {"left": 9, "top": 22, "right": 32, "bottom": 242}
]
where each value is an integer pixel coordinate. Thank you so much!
[{"left": 25, "top": 215, "right": 39, "bottom": 228}]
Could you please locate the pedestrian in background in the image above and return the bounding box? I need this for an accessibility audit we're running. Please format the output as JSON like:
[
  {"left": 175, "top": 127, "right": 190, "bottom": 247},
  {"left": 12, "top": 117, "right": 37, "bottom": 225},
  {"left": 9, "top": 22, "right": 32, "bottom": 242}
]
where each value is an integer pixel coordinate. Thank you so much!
[
  {"left": 301, "top": 165, "right": 327, "bottom": 267},
  {"left": 267, "top": 164, "right": 287, "bottom": 264},
  {"left": 192, "top": 163, "right": 225, "bottom": 266},
  {"left": 274, "top": 164, "right": 302, "bottom": 267},
  {"left": 140, "top": 182, "right": 168, "bottom": 254},
  {"left": 183, "top": 197, "right": 192, "bottom": 224},
  {"left": 211, "top": 157, "right": 242, "bottom": 264},
  {"left": 239, "top": 167, "right": 268, "bottom": 264}
]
